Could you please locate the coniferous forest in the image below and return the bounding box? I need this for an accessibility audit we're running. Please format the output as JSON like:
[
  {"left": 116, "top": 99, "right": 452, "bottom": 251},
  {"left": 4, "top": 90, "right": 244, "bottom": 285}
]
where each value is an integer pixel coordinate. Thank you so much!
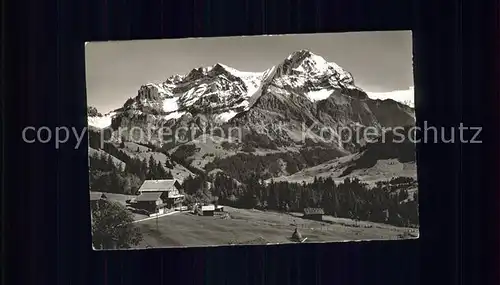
[
  {"left": 186, "top": 173, "right": 419, "bottom": 228},
  {"left": 89, "top": 151, "right": 173, "bottom": 195}
]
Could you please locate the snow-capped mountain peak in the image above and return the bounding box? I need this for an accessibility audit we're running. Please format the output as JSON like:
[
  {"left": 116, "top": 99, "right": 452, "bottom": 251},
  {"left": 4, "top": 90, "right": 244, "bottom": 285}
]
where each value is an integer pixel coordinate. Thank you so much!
[
  {"left": 211, "top": 62, "right": 231, "bottom": 71},
  {"left": 282, "top": 49, "right": 329, "bottom": 72},
  {"left": 90, "top": 50, "right": 369, "bottom": 130},
  {"left": 88, "top": 49, "right": 414, "bottom": 156},
  {"left": 165, "top": 74, "right": 185, "bottom": 85},
  {"left": 276, "top": 49, "right": 354, "bottom": 84}
]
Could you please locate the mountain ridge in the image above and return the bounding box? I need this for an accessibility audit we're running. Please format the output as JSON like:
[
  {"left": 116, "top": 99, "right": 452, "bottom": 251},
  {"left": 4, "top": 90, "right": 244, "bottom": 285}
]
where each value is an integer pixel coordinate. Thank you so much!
[
  {"left": 87, "top": 49, "right": 416, "bottom": 184},
  {"left": 89, "top": 49, "right": 410, "bottom": 128}
]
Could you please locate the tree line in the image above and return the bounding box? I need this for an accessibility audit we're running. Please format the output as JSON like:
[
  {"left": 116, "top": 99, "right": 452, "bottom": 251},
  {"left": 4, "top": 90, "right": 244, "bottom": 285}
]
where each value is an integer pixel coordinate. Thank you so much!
[
  {"left": 204, "top": 146, "right": 345, "bottom": 183},
  {"left": 89, "top": 152, "right": 173, "bottom": 195},
  {"left": 182, "top": 173, "right": 419, "bottom": 228}
]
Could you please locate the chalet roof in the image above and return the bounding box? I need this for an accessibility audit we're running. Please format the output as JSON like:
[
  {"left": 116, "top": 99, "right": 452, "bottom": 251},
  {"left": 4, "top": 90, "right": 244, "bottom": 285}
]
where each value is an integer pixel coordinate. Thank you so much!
[
  {"left": 135, "top": 192, "right": 163, "bottom": 202},
  {"left": 89, "top": 192, "right": 107, "bottom": 201},
  {"left": 138, "top": 179, "right": 179, "bottom": 192},
  {"left": 303, "top": 208, "right": 325, "bottom": 215}
]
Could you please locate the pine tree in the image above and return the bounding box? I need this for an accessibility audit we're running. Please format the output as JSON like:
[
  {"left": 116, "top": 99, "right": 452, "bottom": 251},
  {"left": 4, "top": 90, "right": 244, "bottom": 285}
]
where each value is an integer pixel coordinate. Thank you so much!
[
  {"left": 267, "top": 183, "right": 279, "bottom": 210},
  {"left": 138, "top": 158, "right": 148, "bottom": 181},
  {"left": 146, "top": 156, "right": 157, "bottom": 179},
  {"left": 165, "top": 159, "right": 173, "bottom": 169},
  {"left": 155, "top": 161, "right": 167, "bottom": 179},
  {"left": 106, "top": 155, "right": 114, "bottom": 171},
  {"left": 321, "top": 188, "right": 333, "bottom": 215},
  {"left": 299, "top": 188, "right": 309, "bottom": 210},
  {"left": 109, "top": 168, "right": 121, "bottom": 193}
]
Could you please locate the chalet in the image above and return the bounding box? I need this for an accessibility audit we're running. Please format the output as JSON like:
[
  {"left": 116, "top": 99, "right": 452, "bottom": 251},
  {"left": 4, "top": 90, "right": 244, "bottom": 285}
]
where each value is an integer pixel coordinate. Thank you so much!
[
  {"left": 194, "top": 204, "right": 215, "bottom": 216},
  {"left": 132, "top": 192, "right": 169, "bottom": 214},
  {"left": 89, "top": 192, "right": 107, "bottom": 209},
  {"left": 137, "top": 179, "right": 184, "bottom": 210},
  {"left": 303, "top": 208, "right": 325, "bottom": 221}
]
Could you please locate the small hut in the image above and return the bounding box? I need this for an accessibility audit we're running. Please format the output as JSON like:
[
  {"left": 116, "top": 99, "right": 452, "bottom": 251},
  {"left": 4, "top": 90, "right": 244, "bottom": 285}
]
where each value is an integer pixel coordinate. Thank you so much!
[
  {"left": 194, "top": 204, "right": 215, "bottom": 216},
  {"left": 303, "top": 208, "right": 325, "bottom": 221},
  {"left": 201, "top": 205, "right": 215, "bottom": 216},
  {"left": 291, "top": 228, "right": 303, "bottom": 242}
]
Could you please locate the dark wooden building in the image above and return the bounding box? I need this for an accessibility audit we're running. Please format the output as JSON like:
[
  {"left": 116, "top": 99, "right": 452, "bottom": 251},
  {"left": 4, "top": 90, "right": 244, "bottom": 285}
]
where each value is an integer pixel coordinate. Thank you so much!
[
  {"left": 132, "top": 192, "right": 166, "bottom": 214},
  {"left": 137, "top": 179, "right": 185, "bottom": 209},
  {"left": 303, "top": 208, "right": 325, "bottom": 221}
]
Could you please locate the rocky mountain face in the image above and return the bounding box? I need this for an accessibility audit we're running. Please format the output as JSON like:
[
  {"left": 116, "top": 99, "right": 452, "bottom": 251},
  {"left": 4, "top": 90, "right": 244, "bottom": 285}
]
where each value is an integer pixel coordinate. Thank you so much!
[
  {"left": 88, "top": 50, "right": 416, "bottom": 183},
  {"left": 87, "top": 106, "right": 102, "bottom": 117}
]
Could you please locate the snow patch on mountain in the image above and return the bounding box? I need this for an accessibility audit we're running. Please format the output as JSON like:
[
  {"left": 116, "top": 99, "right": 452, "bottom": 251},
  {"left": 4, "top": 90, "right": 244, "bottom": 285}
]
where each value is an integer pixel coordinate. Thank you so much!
[
  {"left": 163, "top": 111, "right": 185, "bottom": 121},
  {"left": 88, "top": 112, "right": 116, "bottom": 129},
  {"left": 216, "top": 110, "right": 238, "bottom": 122},
  {"left": 162, "top": 97, "right": 179, "bottom": 112},
  {"left": 366, "top": 86, "right": 415, "bottom": 107},
  {"left": 305, "top": 89, "right": 334, "bottom": 101}
]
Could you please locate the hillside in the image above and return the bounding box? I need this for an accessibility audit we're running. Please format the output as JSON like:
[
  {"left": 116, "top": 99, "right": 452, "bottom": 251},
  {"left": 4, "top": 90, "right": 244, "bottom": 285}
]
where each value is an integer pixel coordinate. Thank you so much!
[
  {"left": 271, "top": 156, "right": 417, "bottom": 186},
  {"left": 88, "top": 147, "right": 126, "bottom": 169},
  {"left": 270, "top": 126, "right": 417, "bottom": 186},
  {"left": 134, "top": 206, "right": 418, "bottom": 248}
]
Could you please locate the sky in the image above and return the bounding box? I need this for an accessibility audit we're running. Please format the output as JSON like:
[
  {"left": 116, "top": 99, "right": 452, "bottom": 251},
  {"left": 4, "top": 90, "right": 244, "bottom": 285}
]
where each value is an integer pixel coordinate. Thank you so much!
[{"left": 85, "top": 31, "right": 414, "bottom": 113}]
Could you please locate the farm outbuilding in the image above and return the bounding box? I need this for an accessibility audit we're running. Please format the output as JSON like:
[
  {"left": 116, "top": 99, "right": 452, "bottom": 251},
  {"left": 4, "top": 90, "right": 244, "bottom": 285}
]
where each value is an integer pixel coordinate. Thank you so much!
[
  {"left": 303, "top": 208, "right": 325, "bottom": 221},
  {"left": 194, "top": 204, "right": 216, "bottom": 216},
  {"left": 291, "top": 228, "right": 304, "bottom": 242},
  {"left": 201, "top": 205, "right": 215, "bottom": 216}
]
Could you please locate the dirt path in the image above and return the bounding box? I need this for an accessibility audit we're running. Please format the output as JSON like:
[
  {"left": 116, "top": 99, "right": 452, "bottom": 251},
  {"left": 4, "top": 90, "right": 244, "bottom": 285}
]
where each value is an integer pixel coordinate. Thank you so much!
[{"left": 132, "top": 210, "right": 180, "bottom": 223}]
